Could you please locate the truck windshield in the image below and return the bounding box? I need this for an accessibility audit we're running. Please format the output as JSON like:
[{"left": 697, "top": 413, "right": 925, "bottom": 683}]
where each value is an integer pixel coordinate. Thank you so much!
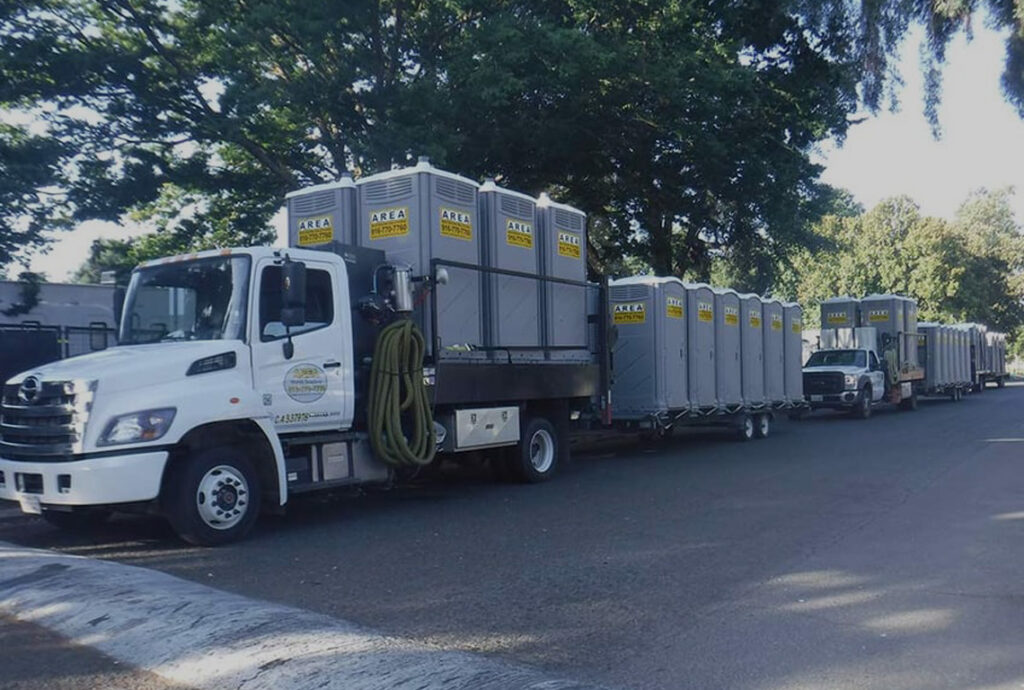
[
  {"left": 805, "top": 350, "right": 867, "bottom": 368},
  {"left": 119, "top": 256, "right": 251, "bottom": 344}
]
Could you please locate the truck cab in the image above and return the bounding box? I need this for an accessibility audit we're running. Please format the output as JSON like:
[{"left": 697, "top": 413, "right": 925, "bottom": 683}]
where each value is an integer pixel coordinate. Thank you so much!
[{"left": 803, "top": 348, "right": 887, "bottom": 418}]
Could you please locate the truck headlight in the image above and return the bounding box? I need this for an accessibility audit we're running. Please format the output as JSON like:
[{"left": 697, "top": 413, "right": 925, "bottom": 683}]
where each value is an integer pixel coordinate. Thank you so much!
[
  {"left": 844, "top": 375, "right": 859, "bottom": 389},
  {"left": 98, "top": 408, "right": 176, "bottom": 446}
]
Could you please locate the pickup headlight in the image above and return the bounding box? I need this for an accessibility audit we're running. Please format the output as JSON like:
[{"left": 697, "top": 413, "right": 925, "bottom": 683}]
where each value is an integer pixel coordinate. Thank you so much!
[
  {"left": 844, "top": 374, "right": 859, "bottom": 389},
  {"left": 98, "top": 408, "right": 176, "bottom": 446}
]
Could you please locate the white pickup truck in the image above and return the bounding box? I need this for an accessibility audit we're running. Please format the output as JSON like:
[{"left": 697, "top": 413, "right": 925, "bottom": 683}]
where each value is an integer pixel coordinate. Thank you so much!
[{"left": 802, "top": 348, "right": 890, "bottom": 418}]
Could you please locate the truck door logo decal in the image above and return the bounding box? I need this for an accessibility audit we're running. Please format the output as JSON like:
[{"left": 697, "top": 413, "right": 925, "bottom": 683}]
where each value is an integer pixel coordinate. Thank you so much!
[
  {"left": 557, "top": 231, "right": 581, "bottom": 259},
  {"left": 284, "top": 364, "right": 328, "bottom": 403},
  {"left": 699, "top": 302, "right": 715, "bottom": 323},
  {"left": 721, "top": 305, "right": 736, "bottom": 325},
  {"left": 440, "top": 207, "right": 473, "bottom": 241},
  {"left": 505, "top": 219, "right": 534, "bottom": 249},
  {"left": 369, "top": 207, "right": 410, "bottom": 240},
  {"left": 666, "top": 297, "right": 683, "bottom": 319},
  {"left": 613, "top": 302, "right": 646, "bottom": 324},
  {"left": 296, "top": 215, "right": 334, "bottom": 246}
]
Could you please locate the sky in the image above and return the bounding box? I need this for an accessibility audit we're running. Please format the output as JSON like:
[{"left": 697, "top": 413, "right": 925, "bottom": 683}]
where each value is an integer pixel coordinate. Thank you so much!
[{"left": 13, "top": 18, "right": 1024, "bottom": 282}]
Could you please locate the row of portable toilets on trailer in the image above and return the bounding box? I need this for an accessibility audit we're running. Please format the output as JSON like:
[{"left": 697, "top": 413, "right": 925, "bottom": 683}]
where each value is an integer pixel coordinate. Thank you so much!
[
  {"left": 608, "top": 277, "right": 804, "bottom": 419},
  {"left": 285, "top": 157, "right": 590, "bottom": 363}
]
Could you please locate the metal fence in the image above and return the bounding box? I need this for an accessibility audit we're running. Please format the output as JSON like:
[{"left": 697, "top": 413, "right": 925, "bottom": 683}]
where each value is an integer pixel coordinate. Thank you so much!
[{"left": 0, "top": 323, "right": 118, "bottom": 383}]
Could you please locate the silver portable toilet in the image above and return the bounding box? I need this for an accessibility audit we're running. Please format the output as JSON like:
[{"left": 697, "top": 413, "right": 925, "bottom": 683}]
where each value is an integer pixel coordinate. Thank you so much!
[
  {"left": 763, "top": 298, "right": 785, "bottom": 405},
  {"left": 919, "top": 323, "right": 939, "bottom": 389},
  {"left": 903, "top": 297, "right": 919, "bottom": 369},
  {"left": 821, "top": 297, "right": 859, "bottom": 329},
  {"left": 713, "top": 288, "right": 743, "bottom": 408},
  {"left": 783, "top": 302, "right": 804, "bottom": 404},
  {"left": 859, "top": 294, "right": 906, "bottom": 365},
  {"left": 537, "top": 193, "right": 589, "bottom": 362},
  {"left": 739, "top": 293, "right": 766, "bottom": 406},
  {"left": 686, "top": 283, "right": 717, "bottom": 409},
  {"left": 609, "top": 277, "right": 688, "bottom": 419},
  {"left": 479, "top": 181, "right": 541, "bottom": 362},
  {"left": 357, "top": 158, "right": 482, "bottom": 359},
  {"left": 286, "top": 173, "right": 357, "bottom": 247}
]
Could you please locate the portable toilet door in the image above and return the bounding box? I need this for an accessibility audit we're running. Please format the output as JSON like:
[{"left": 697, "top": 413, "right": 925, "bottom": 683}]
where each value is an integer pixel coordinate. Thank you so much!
[
  {"left": 537, "top": 193, "right": 589, "bottom": 362},
  {"left": 903, "top": 298, "right": 919, "bottom": 369},
  {"left": 783, "top": 303, "right": 804, "bottom": 404},
  {"left": 860, "top": 294, "right": 905, "bottom": 366},
  {"left": 686, "top": 283, "right": 717, "bottom": 409},
  {"left": 820, "top": 297, "right": 859, "bottom": 329},
  {"left": 739, "top": 294, "right": 766, "bottom": 407},
  {"left": 713, "top": 288, "right": 742, "bottom": 408},
  {"left": 762, "top": 298, "right": 785, "bottom": 405}
]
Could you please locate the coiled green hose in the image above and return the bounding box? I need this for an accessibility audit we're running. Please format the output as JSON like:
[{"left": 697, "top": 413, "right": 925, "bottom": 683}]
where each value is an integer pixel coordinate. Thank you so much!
[{"left": 368, "top": 319, "right": 436, "bottom": 466}]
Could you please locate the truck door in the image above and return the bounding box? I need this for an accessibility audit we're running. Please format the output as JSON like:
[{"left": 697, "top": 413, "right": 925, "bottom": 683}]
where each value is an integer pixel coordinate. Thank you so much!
[
  {"left": 251, "top": 257, "right": 353, "bottom": 432},
  {"left": 868, "top": 351, "right": 886, "bottom": 401}
]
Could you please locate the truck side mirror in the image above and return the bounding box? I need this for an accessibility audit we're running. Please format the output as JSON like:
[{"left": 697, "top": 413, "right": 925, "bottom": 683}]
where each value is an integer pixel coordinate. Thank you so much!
[{"left": 280, "top": 257, "right": 307, "bottom": 328}]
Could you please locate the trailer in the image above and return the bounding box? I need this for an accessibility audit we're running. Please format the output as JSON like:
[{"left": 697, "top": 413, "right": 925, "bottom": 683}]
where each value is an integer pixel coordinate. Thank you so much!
[{"left": 916, "top": 323, "right": 970, "bottom": 400}]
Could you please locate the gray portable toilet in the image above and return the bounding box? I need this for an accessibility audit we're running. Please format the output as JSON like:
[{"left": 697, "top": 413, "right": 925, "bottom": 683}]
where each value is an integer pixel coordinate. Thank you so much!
[
  {"left": 783, "top": 302, "right": 804, "bottom": 404},
  {"left": 357, "top": 158, "right": 482, "bottom": 359},
  {"left": 286, "top": 173, "right": 357, "bottom": 248},
  {"left": 479, "top": 181, "right": 541, "bottom": 362},
  {"left": 762, "top": 298, "right": 785, "bottom": 405},
  {"left": 537, "top": 193, "right": 589, "bottom": 362},
  {"left": 919, "top": 323, "right": 940, "bottom": 388},
  {"left": 713, "top": 288, "right": 743, "bottom": 408},
  {"left": 686, "top": 283, "right": 717, "bottom": 409},
  {"left": 903, "top": 297, "right": 919, "bottom": 369},
  {"left": 859, "top": 294, "right": 906, "bottom": 365},
  {"left": 609, "top": 277, "right": 688, "bottom": 419},
  {"left": 821, "top": 297, "right": 859, "bottom": 329},
  {"left": 739, "top": 293, "right": 766, "bottom": 406}
]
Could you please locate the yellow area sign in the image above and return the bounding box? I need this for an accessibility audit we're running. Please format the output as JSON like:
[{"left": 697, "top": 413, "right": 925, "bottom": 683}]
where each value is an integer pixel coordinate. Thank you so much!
[
  {"left": 792, "top": 319, "right": 802, "bottom": 333},
  {"left": 723, "top": 306, "right": 738, "bottom": 325},
  {"left": 749, "top": 312, "right": 762, "bottom": 328},
  {"left": 666, "top": 296, "right": 683, "bottom": 319},
  {"left": 369, "top": 207, "right": 409, "bottom": 240},
  {"left": 296, "top": 215, "right": 333, "bottom": 246},
  {"left": 868, "top": 309, "right": 889, "bottom": 322},
  {"left": 557, "top": 231, "right": 581, "bottom": 259},
  {"left": 506, "top": 219, "right": 534, "bottom": 249},
  {"left": 699, "top": 302, "right": 715, "bottom": 323},
  {"left": 613, "top": 302, "right": 646, "bottom": 325},
  {"left": 771, "top": 314, "right": 783, "bottom": 331},
  {"left": 826, "top": 313, "right": 850, "bottom": 325},
  {"left": 440, "top": 207, "right": 472, "bottom": 241}
]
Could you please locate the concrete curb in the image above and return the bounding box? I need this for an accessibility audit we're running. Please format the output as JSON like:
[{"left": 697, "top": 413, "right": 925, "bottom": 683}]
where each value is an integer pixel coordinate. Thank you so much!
[{"left": 0, "top": 541, "right": 608, "bottom": 690}]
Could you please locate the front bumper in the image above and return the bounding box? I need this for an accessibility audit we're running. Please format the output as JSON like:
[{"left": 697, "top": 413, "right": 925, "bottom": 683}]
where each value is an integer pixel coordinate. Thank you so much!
[
  {"left": 0, "top": 450, "right": 169, "bottom": 509},
  {"left": 806, "top": 391, "right": 859, "bottom": 407}
]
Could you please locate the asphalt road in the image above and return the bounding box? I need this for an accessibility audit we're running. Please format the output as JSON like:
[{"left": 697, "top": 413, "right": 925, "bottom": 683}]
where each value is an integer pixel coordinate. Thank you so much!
[{"left": 3, "top": 384, "right": 1024, "bottom": 689}]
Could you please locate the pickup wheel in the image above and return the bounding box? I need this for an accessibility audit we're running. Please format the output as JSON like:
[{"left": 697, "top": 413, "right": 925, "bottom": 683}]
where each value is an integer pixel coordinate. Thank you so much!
[
  {"left": 754, "top": 413, "right": 771, "bottom": 439},
  {"left": 852, "top": 385, "right": 872, "bottom": 419},
  {"left": 41, "top": 509, "right": 112, "bottom": 532},
  {"left": 164, "top": 447, "right": 261, "bottom": 546},
  {"left": 508, "top": 417, "right": 560, "bottom": 483}
]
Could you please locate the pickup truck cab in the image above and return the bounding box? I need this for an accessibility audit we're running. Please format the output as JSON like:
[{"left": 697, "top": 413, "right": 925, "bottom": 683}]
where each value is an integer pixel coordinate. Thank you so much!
[{"left": 802, "top": 348, "right": 887, "bottom": 418}]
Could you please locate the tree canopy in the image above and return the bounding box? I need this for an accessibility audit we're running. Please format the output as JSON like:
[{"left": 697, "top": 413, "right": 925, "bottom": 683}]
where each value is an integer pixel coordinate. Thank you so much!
[{"left": 1, "top": 1, "right": 1021, "bottom": 282}]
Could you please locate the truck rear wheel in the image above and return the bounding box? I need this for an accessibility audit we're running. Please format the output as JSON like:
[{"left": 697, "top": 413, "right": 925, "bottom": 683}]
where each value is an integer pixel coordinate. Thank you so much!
[
  {"left": 736, "top": 414, "right": 755, "bottom": 441},
  {"left": 164, "top": 447, "right": 261, "bottom": 546},
  {"left": 852, "top": 386, "right": 872, "bottom": 419},
  {"left": 508, "top": 417, "right": 560, "bottom": 483}
]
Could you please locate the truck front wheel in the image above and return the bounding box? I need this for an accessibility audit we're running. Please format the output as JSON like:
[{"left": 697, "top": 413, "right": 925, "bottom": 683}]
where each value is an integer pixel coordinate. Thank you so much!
[
  {"left": 164, "top": 447, "right": 262, "bottom": 546},
  {"left": 509, "top": 417, "right": 560, "bottom": 483},
  {"left": 852, "top": 386, "right": 872, "bottom": 419}
]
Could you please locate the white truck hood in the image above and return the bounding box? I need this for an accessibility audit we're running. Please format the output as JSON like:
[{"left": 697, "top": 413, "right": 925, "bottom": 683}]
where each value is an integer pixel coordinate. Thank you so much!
[
  {"left": 802, "top": 364, "right": 865, "bottom": 375},
  {"left": 5, "top": 342, "right": 246, "bottom": 395}
]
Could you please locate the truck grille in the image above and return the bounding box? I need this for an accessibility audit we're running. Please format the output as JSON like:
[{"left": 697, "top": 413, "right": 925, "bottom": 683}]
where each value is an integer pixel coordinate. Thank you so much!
[
  {"left": 803, "top": 372, "right": 845, "bottom": 395},
  {"left": 0, "top": 379, "right": 94, "bottom": 461}
]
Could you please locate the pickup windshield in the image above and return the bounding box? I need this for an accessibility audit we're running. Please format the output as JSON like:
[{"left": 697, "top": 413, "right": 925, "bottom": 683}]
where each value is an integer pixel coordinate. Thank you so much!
[
  {"left": 805, "top": 349, "right": 866, "bottom": 368},
  {"left": 119, "top": 256, "right": 251, "bottom": 344}
]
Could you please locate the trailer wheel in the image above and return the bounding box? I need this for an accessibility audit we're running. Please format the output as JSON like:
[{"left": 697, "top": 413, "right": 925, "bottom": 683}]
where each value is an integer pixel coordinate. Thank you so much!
[
  {"left": 41, "top": 508, "right": 112, "bottom": 533},
  {"left": 736, "top": 414, "right": 755, "bottom": 442},
  {"left": 900, "top": 390, "right": 918, "bottom": 411},
  {"left": 998, "top": 377, "right": 1006, "bottom": 389},
  {"left": 163, "top": 447, "right": 261, "bottom": 546},
  {"left": 852, "top": 386, "right": 872, "bottom": 419},
  {"left": 509, "top": 417, "right": 560, "bottom": 483},
  {"left": 754, "top": 413, "right": 771, "bottom": 439}
]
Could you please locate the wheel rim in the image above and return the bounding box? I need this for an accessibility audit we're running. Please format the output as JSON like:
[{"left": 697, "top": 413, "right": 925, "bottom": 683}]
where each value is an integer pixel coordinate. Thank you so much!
[
  {"left": 196, "top": 465, "right": 249, "bottom": 530},
  {"left": 529, "top": 429, "right": 555, "bottom": 474},
  {"left": 743, "top": 417, "right": 754, "bottom": 438},
  {"left": 758, "top": 416, "right": 770, "bottom": 436}
]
